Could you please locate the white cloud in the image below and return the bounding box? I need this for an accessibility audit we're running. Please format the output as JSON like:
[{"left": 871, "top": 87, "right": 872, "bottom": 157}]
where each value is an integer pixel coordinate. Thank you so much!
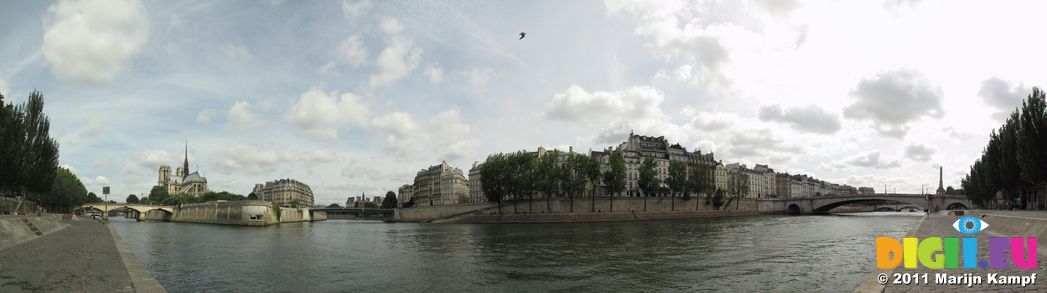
[
  {"left": 543, "top": 85, "right": 666, "bottom": 123},
  {"left": 758, "top": 104, "right": 841, "bottom": 134},
  {"left": 341, "top": 0, "right": 371, "bottom": 17},
  {"left": 821, "top": 151, "right": 902, "bottom": 171},
  {"left": 977, "top": 77, "right": 1029, "bottom": 121},
  {"left": 93, "top": 176, "right": 110, "bottom": 186},
  {"left": 0, "top": 78, "right": 7, "bottom": 95},
  {"left": 137, "top": 150, "right": 171, "bottom": 169},
  {"left": 42, "top": 0, "right": 149, "bottom": 83},
  {"left": 335, "top": 35, "right": 368, "bottom": 68},
  {"left": 287, "top": 88, "right": 369, "bottom": 139},
  {"left": 227, "top": 101, "right": 263, "bottom": 131},
  {"left": 196, "top": 109, "right": 215, "bottom": 124},
  {"left": 212, "top": 143, "right": 338, "bottom": 174},
  {"left": 379, "top": 17, "right": 404, "bottom": 34},
  {"left": 843, "top": 70, "right": 943, "bottom": 138},
  {"left": 370, "top": 109, "right": 479, "bottom": 161},
  {"left": 686, "top": 111, "right": 739, "bottom": 132},
  {"left": 904, "top": 144, "right": 934, "bottom": 161},
  {"left": 368, "top": 38, "right": 422, "bottom": 88}
]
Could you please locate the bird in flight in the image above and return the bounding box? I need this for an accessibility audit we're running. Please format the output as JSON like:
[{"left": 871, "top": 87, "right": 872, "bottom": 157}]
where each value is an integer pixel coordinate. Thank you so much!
[{"left": 519, "top": 32, "right": 526, "bottom": 40}]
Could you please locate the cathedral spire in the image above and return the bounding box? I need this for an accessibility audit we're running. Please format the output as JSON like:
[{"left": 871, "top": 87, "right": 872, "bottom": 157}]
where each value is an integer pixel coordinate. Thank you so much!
[
  {"left": 936, "top": 166, "right": 945, "bottom": 195},
  {"left": 183, "top": 139, "right": 190, "bottom": 178}
]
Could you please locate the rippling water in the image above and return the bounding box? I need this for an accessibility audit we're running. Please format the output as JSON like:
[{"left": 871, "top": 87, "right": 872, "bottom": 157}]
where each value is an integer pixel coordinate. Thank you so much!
[{"left": 109, "top": 212, "right": 920, "bottom": 292}]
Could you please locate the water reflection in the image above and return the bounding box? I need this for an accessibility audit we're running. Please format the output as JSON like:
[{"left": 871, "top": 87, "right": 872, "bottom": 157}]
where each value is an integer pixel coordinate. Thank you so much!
[{"left": 110, "top": 212, "right": 919, "bottom": 292}]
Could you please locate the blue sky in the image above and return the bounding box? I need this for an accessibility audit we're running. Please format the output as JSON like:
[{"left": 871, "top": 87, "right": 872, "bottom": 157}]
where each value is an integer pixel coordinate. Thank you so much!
[{"left": 2, "top": 0, "right": 1045, "bottom": 204}]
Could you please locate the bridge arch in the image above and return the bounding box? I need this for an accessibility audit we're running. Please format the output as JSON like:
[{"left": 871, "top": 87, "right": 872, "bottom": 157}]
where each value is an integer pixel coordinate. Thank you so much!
[
  {"left": 945, "top": 202, "right": 969, "bottom": 210},
  {"left": 812, "top": 199, "right": 924, "bottom": 214},
  {"left": 786, "top": 204, "right": 801, "bottom": 215}
]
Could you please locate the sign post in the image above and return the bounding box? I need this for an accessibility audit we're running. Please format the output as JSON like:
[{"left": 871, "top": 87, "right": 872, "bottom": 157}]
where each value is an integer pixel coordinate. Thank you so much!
[{"left": 103, "top": 186, "right": 110, "bottom": 223}]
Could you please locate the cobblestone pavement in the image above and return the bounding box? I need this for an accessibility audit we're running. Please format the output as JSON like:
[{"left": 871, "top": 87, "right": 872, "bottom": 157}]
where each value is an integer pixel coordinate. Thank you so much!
[
  {"left": 882, "top": 213, "right": 1046, "bottom": 293},
  {"left": 0, "top": 219, "right": 134, "bottom": 292}
]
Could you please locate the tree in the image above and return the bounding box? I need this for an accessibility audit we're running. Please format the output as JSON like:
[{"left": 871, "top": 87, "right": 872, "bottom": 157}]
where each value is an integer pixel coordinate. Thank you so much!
[
  {"left": 689, "top": 162, "right": 713, "bottom": 209},
  {"left": 481, "top": 153, "right": 508, "bottom": 213},
  {"left": 638, "top": 157, "right": 658, "bottom": 211},
  {"left": 578, "top": 155, "right": 601, "bottom": 212},
  {"left": 327, "top": 203, "right": 341, "bottom": 208},
  {"left": 536, "top": 150, "right": 563, "bottom": 212},
  {"left": 603, "top": 153, "right": 626, "bottom": 212},
  {"left": 87, "top": 192, "right": 102, "bottom": 203},
  {"left": 0, "top": 91, "right": 59, "bottom": 209},
  {"left": 381, "top": 191, "right": 397, "bottom": 209},
  {"left": 149, "top": 185, "right": 170, "bottom": 204},
  {"left": 42, "top": 167, "right": 88, "bottom": 211},
  {"left": 1016, "top": 88, "right": 1047, "bottom": 208},
  {"left": 126, "top": 194, "right": 140, "bottom": 204},
  {"left": 666, "top": 160, "right": 687, "bottom": 211},
  {"left": 247, "top": 192, "right": 258, "bottom": 200}
]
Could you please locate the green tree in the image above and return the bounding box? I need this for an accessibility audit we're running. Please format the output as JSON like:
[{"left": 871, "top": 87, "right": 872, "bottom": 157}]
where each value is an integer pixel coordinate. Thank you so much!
[
  {"left": 43, "top": 167, "right": 88, "bottom": 211},
  {"left": 602, "top": 153, "right": 626, "bottom": 212},
  {"left": 481, "top": 153, "right": 508, "bottom": 213},
  {"left": 149, "top": 185, "right": 170, "bottom": 204},
  {"left": 126, "top": 194, "right": 140, "bottom": 204},
  {"left": 1016, "top": 88, "right": 1047, "bottom": 208},
  {"left": 247, "top": 192, "right": 258, "bottom": 200},
  {"left": 667, "top": 160, "right": 687, "bottom": 211},
  {"left": 689, "top": 162, "right": 713, "bottom": 208},
  {"left": 638, "top": 157, "right": 658, "bottom": 211},
  {"left": 579, "top": 154, "right": 601, "bottom": 212},
  {"left": 86, "top": 192, "right": 102, "bottom": 203},
  {"left": 536, "top": 150, "right": 563, "bottom": 212},
  {"left": 327, "top": 203, "right": 341, "bottom": 208},
  {"left": 381, "top": 191, "right": 397, "bottom": 209}
]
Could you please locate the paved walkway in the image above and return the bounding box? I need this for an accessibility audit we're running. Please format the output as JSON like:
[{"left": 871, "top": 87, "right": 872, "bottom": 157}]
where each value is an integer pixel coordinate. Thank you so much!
[
  {"left": 879, "top": 212, "right": 1046, "bottom": 292},
  {"left": 0, "top": 218, "right": 135, "bottom": 292}
]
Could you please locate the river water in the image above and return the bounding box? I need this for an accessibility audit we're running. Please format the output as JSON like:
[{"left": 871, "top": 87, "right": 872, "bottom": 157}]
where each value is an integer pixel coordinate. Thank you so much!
[{"left": 109, "top": 212, "right": 920, "bottom": 292}]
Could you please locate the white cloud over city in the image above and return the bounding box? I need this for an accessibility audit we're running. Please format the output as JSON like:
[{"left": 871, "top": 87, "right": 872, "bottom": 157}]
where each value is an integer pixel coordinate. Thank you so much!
[{"left": 4, "top": 0, "right": 1047, "bottom": 205}]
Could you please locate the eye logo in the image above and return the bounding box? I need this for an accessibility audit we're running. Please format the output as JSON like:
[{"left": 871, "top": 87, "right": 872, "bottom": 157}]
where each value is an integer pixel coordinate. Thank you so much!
[{"left": 952, "top": 216, "right": 989, "bottom": 234}]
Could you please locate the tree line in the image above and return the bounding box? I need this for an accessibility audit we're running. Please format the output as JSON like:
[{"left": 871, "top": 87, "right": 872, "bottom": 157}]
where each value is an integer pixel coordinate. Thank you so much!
[
  {"left": 479, "top": 150, "right": 730, "bottom": 213},
  {"left": 961, "top": 88, "right": 1047, "bottom": 209},
  {"left": 0, "top": 91, "right": 81, "bottom": 211}
]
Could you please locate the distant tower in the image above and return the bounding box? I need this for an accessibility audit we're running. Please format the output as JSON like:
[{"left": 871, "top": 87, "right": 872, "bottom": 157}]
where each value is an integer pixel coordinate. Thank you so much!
[{"left": 936, "top": 166, "right": 946, "bottom": 195}]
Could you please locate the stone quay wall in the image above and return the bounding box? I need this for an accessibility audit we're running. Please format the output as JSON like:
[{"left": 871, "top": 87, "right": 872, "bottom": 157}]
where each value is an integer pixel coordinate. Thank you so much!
[
  {"left": 170, "top": 200, "right": 321, "bottom": 226},
  {"left": 0, "top": 215, "right": 69, "bottom": 251},
  {"left": 394, "top": 197, "right": 760, "bottom": 222}
]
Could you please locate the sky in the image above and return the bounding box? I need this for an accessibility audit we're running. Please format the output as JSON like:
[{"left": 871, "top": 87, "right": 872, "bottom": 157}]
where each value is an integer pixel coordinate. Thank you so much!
[{"left": 2, "top": 0, "right": 1045, "bottom": 205}]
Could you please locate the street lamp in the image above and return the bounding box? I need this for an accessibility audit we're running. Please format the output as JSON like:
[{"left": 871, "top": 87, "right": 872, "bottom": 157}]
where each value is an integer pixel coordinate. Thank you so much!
[{"left": 103, "top": 186, "right": 110, "bottom": 223}]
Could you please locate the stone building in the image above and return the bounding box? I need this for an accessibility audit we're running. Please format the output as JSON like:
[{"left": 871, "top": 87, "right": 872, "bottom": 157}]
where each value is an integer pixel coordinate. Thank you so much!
[
  {"left": 398, "top": 184, "right": 413, "bottom": 207},
  {"left": 157, "top": 143, "right": 208, "bottom": 197},
  {"left": 255, "top": 179, "right": 314, "bottom": 207},
  {"left": 468, "top": 162, "right": 485, "bottom": 203},
  {"left": 412, "top": 161, "right": 469, "bottom": 206},
  {"left": 591, "top": 132, "right": 716, "bottom": 197}
]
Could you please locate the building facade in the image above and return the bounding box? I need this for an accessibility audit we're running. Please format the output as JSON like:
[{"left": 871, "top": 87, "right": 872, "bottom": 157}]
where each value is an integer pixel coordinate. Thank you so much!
[
  {"left": 468, "top": 162, "right": 485, "bottom": 203},
  {"left": 591, "top": 132, "right": 716, "bottom": 198},
  {"left": 398, "top": 184, "right": 413, "bottom": 207},
  {"left": 157, "top": 143, "right": 208, "bottom": 197},
  {"left": 256, "top": 179, "right": 314, "bottom": 207},
  {"left": 412, "top": 161, "right": 470, "bottom": 206}
]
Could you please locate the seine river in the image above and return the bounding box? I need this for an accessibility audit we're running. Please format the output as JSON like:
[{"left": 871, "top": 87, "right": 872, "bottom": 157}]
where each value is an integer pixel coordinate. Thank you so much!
[{"left": 109, "top": 212, "right": 920, "bottom": 292}]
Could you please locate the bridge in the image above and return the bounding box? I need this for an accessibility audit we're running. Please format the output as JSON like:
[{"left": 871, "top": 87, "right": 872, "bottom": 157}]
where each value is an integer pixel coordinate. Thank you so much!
[
  {"left": 76, "top": 203, "right": 175, "bottom": 218},
  {"left": 764, "top": 194, "right": 971, "bottom": 215},
  {"left": 310, "top": 207, "right": 393, "bottom": 219}
]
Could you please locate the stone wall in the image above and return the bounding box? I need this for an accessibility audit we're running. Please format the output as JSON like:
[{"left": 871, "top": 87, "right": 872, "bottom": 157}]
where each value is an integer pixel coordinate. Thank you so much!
[
  {"left": 170, "top": 200, "right": 320, "bottom": 226},
  {"left": 0, "top": 215, "right": 69, "bottom": 251},
  {"left": 394, "top": 202, "right": 498, "bottom": 222},
  {"left": 394, "top": 197, "right": 760, "bottom": 222},
  {"left": 142, "top": 209, "right": 173, "bottom": 221}
]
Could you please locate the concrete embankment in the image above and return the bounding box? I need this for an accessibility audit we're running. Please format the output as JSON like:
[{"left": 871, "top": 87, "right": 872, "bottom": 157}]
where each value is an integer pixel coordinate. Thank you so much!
[
  {"left": 854, "top": 210, "right": 1047, "bottom": 292},
  {"left": 396, "top": 197, "right": 760, "bottom": 223},
  {"left": 0, "top": 215, "right": 69, "bottom": 251},
  {"left": 0, "top": 216, "right": 166, "bottom": 292}
]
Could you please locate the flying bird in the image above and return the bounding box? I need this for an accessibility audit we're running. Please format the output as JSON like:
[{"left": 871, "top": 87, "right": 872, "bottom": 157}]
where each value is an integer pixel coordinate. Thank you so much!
[{"left": 519, "top": 32, "right": 526, "bottom": 40}]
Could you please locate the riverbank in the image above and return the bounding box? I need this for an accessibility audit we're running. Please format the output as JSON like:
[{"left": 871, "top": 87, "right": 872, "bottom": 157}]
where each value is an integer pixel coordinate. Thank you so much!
[
  {"left": 396, "top": 197, "right": 761, "bottom": 223},
  {"left": 0, "top": 215, "right": 166, "bottom": 292},
  {"left": 854, "top": 210, "right": 1047, "bottom": 292}
]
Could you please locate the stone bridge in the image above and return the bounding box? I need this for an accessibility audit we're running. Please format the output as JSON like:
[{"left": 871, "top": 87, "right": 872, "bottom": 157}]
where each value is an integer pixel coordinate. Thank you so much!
[
  {"left": 760, "top": 194, "right": 971, "bottom": 215},
  {"left": 77, "top": 203, "right": 174, "bottom": 215}
]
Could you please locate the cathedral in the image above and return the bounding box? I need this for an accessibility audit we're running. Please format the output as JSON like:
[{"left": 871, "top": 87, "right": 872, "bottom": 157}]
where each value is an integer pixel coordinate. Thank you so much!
[{"left": 158, "top": 143, "right": 209, "bottom": 197}]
